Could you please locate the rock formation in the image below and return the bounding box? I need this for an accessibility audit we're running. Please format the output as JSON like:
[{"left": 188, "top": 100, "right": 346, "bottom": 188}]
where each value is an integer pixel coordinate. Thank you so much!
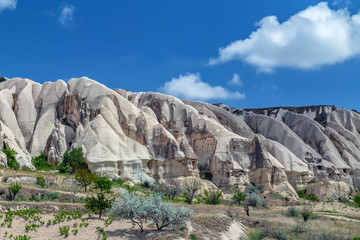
[{"left": 0, "top": 77, "right": 359, "bottom": 200}]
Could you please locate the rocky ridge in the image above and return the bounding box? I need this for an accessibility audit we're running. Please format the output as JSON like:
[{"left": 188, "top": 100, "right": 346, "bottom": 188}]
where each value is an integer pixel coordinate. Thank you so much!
[{"left": 0, "top": 77, "right": 358, "bottom": 200}]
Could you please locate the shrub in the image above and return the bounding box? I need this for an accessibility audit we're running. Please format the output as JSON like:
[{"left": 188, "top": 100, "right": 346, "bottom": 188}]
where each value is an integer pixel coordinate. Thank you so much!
[
  {"left": 96, "top": 227, "right": 108, "bottom": 240},
  {"left": 301, "top": 207, "right": 313, "bottom": 222},
  {"left": 291, "top": 224, "right": 306, "bottom": 234},
  {"left": 141, "top": 181, "right": 150, "bottom": 189},
  {"left": 36, "top": 175, "right": 46, "bottom": 188},
  {"left": 283, "top": 196, "right": 290, "bottom": 206},
  {"left": 75, "top": 169, "right": 97, "bottom": 192},
  {"left": 202, "top": 189, "right": 222, "bottom": 205},
  {"left": 108, "top": 192, "right": 192, "bottom": 232},
  {"left": 85, "top": 193, "right": 114, "bottom": 219},
  {"left": 13, "top": 235, "right": 31, "bottom": 240},
  {"left": 273, "top": 229, "right": 289, "bottom": 240},
  {"left": 2, "top": 148, "right": 19, "bottom": 170},
  {"left": 8, "top": 182, "right": 22, "bottom": 200},
  {"left": 95, "top": 177, "right": 113, "bottom": 193},
  {"left": 32, "top": 152, "right": 53, "bottom": 170},
  {"left": 59, "top": 226, "right": 70, "bottom": 237},
  {"left": 305, "top": 232, "right": 343, "bottom": 240},
  {"left": 287, "top": 207, "right": 300, "bottom": 217},
  {"left": 71, "top": 228, "right": 78, "bottom": 235},
  {"left": 59, "top": 148, "right": 84, "bottom": 173},
  {"left": 189, "top": 234, "right": 199, "bottom": 240},
  {"left": 354, "top": 193, "right": 360, "bottom": 207},
  {"left": 245, "top": 192, "right": 262, "bottom": 207},
  {"left": 232, "top": 191, "right": 245, "bottom": 206},
  {"left": 297, "top": 189, "right": 319, "bottom": 202},
  {"left": 183, "top": 179, "right": 201, "bottom": 204}
]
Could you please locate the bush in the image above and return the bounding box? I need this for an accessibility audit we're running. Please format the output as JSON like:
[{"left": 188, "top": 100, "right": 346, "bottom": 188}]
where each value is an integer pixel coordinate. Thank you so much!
[
  {"left": 297, "top": 189, "right": 319, "bottom": 202},
  {"left": 36, "top": 175, "right": 46, "bottom": 188},
  {"left": 273, "top": 229, "right": 289, "bottom": 240},
  {"left": 232, "top": 191, "right": 245, "bottom": 206},
  {"left": 75, "top": 169, "right": 97, "bottom": 192},
  {"left": 2, "top": 148, "right": 19, "bottom": 170},
  {"left": 287, "top": 207, "right": 300, "bottom": 217},
  {"left": 95, "top": 177, "right": 113, "bottom": 193},
  {"left": 202, "top": 189, "right": 222, "bottom": 205},
  {"left": 141, "top": 181, "right": 150, "bottom": 189},
  {"left": 32, "top": 152, "right": 53, "bottom": 170},
  {"left": 291, "top": 224, "right": 306, "bottom": 234},
  {"left": 108, "top": 192, "right": 192, "bottom": 232},
  {"left": 305, "top": 232, "right": 343, "bottom": 240},
  {"left": 8, "top": 182, "right": 22, "bottom": 200},
  {"left": 245, "top": 192, "right": 262, "bottom": 207},
  {"left": 59, "top": 226, "right": 70, "bottom": 237},
  {"left": 85, "top": 193, "right": 114, "bottom": 219},
  {"left": 354, "top": 193, "right": 360, "bottom": 207},
  {"left": 58, "top": 163, "right": 70, "bottom": 174}
]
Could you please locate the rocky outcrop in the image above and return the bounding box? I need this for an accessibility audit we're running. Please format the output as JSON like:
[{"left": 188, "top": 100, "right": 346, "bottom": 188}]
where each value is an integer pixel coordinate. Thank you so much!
[
  {"left": 1, "top": 77, "right": 360, "bottom": 200},
  {"left": 218, "top": 104, "right": 360, "bottom": 192},
  {"left": 0, "top": 78, "right": 198, "bottom": 181}
]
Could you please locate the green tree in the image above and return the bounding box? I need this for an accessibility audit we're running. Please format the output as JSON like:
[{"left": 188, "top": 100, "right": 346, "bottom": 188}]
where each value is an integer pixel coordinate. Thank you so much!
[
  {"left": 202, "top": 189, "right": 222, "bottom": 205},
  {"left": 2, "top": 148, "right": 19, "bottom": 170},
  {"left": 300, "top": 207, "right": 313, "bottom": 222},
  {"left": 75, "top": 169, "right": 97, "bottom": 192},
  {"left": 354, "top": 192, "right": 360, "bottom": 207},
  {"left": 85, "top": 193, "right": 114, "bottom": 219},
  {"left": 232, "top": 191, "right": 245, "bottom": 206},
  {"left": 36, "top": 175, "right": 46, "bottom": 188},
  {"left": 95, "top": 177, "right": 113, "bottom": 193},
  {"left": 32, "top": 152, "right": 53, "bottom": 170},
  {"left": 59, "top": 148, "right": 84, "bottom": 173},
  {"left": 8, "top": 182, "right": 22, "bottom": 200}
]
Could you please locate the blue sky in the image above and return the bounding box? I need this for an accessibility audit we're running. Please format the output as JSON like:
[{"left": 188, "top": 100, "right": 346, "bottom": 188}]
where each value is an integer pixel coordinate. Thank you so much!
[{"left": 1, "top": 0, "right": 360, "bottom": 110}]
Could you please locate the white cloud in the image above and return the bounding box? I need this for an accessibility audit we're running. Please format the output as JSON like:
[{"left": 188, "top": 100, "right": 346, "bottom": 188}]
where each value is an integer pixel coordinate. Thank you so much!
[
  {"left": 332, "top": 0, "right": 351, "bottom": 7},
  {"left": 0, "top": 0, "right": 16, "bottom": 12},
  {"left": 158, "top": 73, "right": 245, "bottom": 101},
  {"left": 228, "top": 73, "right": 243, "bottom": 86},
  {"left": 209, "top": 2, "right": 360, "bottom": 71},
  {"left": 58, "top": 3, "right": 75, "bottom": 27}
]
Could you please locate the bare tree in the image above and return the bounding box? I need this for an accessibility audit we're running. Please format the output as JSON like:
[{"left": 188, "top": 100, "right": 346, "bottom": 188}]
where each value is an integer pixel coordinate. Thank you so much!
[
  {"left": 154, "top": 182, "right": 180, "bottom": 200},
  {"left": 183, "top": 179, "right": 202, "bottom": 204}
]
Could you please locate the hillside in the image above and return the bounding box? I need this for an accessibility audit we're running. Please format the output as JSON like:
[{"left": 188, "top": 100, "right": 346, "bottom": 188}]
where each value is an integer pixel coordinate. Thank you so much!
[{"left": 0, "top": 77, "right": 359, "bottom": 201}]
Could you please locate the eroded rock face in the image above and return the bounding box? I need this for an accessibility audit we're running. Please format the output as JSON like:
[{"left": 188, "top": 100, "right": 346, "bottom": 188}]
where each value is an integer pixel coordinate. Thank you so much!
[
  {"left": 1, "top": 77, "right": 359, "bottom": 200},
  {"left": 117, "top": 91, "right": 298, "bottom": 197},
  {"left": 219, "top": 104, "right": 360, "bottom": 192},
  {"left": 0, "top": 78, "right": 198, "bottom": 181}
]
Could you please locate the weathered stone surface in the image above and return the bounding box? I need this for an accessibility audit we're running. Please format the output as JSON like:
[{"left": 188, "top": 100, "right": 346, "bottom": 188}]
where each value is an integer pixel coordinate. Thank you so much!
[
  {"left": 306, "top": 180, "right": 350, "bottom": 201},
  {"left": 1, "top": 77, "right": 360, "bottom": 200}
]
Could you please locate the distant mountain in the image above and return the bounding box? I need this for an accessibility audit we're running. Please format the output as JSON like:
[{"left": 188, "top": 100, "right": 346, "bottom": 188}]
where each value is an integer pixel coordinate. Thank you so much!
[{"left": 0, "top": 77, "right": 357, "bottom": 200}]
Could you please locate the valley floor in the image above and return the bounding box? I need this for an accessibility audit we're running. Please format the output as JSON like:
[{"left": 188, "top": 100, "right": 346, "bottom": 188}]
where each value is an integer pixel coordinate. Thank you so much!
[{"left": 0, "top": 170, "right": 359, "bottom": 240}]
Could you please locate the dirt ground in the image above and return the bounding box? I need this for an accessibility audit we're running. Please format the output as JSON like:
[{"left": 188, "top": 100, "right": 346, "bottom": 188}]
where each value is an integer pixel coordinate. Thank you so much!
[{"left": 0, "top": 214, "right": 184, "bottom": 240}]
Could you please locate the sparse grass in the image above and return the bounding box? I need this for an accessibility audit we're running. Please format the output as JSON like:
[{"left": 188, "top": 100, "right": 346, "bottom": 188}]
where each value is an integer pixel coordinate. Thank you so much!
[{"left": 0, "top": 169, "right": 359, "bottom": 239}]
